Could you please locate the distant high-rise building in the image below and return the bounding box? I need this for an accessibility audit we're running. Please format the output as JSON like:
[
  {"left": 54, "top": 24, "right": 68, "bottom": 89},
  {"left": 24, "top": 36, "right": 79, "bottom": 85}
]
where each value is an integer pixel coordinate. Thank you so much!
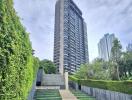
[
  {"left": 126, "top": 42, "right": 132, "bottom": 52},
  {"left": 98, "top": 33, "right": 115, "bottom": 61},
  {"left": 53, "top": 0, "right": 89, "bottom": 74}
]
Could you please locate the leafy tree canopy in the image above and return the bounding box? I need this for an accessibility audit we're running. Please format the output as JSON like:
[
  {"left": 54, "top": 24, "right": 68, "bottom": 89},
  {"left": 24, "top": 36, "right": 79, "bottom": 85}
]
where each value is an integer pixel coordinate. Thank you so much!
[
  {"left": 39, "top": 59, "right": 56, "bottom": 74},
  {"left": 74, "top": 59, "right": 112, "bottom": 80}
]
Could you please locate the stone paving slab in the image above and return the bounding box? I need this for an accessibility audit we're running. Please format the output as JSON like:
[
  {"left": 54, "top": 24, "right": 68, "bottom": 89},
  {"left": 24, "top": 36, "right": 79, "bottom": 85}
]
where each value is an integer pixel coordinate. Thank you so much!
[
  {"left": 59, "top": 90, "right": 78, "bottom": 100},
  {"left": 36, "top": 86, "right": 60, "bottom": 89}
]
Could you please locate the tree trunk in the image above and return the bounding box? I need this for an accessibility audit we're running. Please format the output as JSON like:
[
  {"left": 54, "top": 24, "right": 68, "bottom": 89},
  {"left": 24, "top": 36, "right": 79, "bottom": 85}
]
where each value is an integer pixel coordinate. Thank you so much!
[{"left": 116, "top": 64, "right": 120, "bottom": 80}]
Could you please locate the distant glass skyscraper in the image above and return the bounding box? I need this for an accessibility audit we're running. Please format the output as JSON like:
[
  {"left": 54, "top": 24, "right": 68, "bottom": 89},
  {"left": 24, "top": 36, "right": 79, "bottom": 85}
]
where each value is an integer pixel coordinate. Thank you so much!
[
  {"left": 98, "top": 33, "right": 115, "bottom": 61},
  {"left": 126, "top": 42, "right": 132, "bottom": 52},
  {"left": 54, "top": 0, "right": 89, "bottom": 74}
]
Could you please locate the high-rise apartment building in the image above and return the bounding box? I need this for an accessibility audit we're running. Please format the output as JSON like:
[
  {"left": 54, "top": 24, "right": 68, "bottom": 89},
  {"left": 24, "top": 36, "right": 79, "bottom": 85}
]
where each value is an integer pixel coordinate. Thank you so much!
[
  {"left": 126, "top": 42, "right": 132, "bottom": 52},
  {"left": 53, "top": 0, "right": 89, "bottom": 74},
  {"left": 98, "top": 33, "right": 115, "bottom": 61}
]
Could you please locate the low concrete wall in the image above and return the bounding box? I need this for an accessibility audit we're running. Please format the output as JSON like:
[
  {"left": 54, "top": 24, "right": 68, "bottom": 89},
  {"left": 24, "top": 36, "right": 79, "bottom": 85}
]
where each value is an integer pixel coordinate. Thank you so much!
[
  {"left": 36, "top": 69, "right": 44, "bottom": 86},
  {"left": 27, "top": 79, "right": 36, "bottom": 100},
  {"left": 28, "top": 69, "right": 43, "bottom": 100},
  {"left": 69, "top": 81, "right": 79, "bottom": 90},
  {"left": 69, "top": 82, "right": 132, "bottom": 100},
  {"left": 81, "top": 85, "right": 132, "bottom": 100}
]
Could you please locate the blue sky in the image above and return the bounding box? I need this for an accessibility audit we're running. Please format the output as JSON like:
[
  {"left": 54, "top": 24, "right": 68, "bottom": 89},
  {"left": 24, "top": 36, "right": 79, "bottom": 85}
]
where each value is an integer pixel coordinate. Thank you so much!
[{"left": 14, "top": 0, "right": 132, "bottom": 61}]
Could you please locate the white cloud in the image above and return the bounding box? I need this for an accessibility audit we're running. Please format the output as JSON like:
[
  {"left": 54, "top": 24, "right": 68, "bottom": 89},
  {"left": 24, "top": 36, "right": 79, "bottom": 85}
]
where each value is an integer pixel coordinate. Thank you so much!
[{"left": 14, "top": 0, "right": 132, "bottom": 61}]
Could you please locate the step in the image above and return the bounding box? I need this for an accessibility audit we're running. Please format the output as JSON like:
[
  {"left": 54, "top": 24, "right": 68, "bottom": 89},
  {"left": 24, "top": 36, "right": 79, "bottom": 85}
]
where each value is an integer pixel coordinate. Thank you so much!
[
  {"left": 34, "top": 89, "right": 62, "bottom": 100},
  {"left": 71, "top": 90, "right": 96, "bottom": 100},
  {"left": 59, "top": 90, "right": 78, "bottom": 100}
]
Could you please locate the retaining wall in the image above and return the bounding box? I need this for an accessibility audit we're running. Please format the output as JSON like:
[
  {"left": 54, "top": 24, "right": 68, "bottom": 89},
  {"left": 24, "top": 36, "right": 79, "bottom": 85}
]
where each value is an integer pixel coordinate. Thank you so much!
[
  {"left": 69, "top": 82, "right": 132, "bottom": 100},
  {"left": 27, "top": 78, "right": 36, "bottom": 100}
]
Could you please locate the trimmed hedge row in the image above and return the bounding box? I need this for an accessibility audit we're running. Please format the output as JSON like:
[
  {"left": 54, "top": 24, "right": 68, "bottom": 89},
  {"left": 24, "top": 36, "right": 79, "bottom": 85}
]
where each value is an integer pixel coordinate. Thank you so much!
[
  {"left": 69, "top": 76, "right": 132, "bottom": 94},
  {"left": 0, "top": 0, "right": 39, "bottom": 100}
]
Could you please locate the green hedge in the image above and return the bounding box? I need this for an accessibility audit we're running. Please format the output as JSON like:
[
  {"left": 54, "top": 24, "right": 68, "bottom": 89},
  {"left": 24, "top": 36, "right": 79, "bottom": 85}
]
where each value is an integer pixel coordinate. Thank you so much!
[
  {"left": 69, "top": 76, "right": 132, "bottom": 94},
  {"left": 69, "top": 75, "right": 79, "bottom": 83},
  {"left": 0, "top": 0, "right": 39, "bottom": 99}
]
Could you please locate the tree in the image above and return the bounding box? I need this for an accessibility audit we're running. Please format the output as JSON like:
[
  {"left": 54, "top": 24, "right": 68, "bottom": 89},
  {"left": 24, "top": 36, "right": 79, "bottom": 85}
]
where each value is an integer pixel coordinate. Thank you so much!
[
  {"left": 111, "top": 38, "right": 122, "bottom": 62},
  {"left": 74, "top": 64, "right": 89, "bottom": 79},
  {"left": 91, "top": 59, "right": 111, "bottom": 80},
  {"left": 125, "top": 52, "right": 132, "bottom": 78},
  {"left": 74, "top": 59, "right": 111, "bottom": 80},
  {"left": 111, "top": 38, "right": 122, "bottom": 80},
  {"left": 39, "top": 59, "right": 56, "bottom": 74},
  {"left": 118, "top": 52, "right": 132, "bottom": 80}
]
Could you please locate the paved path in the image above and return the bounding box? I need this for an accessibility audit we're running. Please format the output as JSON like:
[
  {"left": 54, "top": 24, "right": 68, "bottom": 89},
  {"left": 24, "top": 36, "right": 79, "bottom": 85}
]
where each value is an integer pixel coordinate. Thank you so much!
[
  {"left": 36, "top": 86, "right": 60, "bottom": 89},
  {"left": 59, "top": 90, "right": 78, "bottom": 100}
]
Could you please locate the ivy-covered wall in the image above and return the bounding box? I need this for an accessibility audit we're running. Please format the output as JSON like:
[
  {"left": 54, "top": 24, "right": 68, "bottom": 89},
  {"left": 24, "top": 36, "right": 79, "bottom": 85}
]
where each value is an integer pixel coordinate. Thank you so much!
[{"left": 0, "top": 0, "right": 38, "bottom": 99}]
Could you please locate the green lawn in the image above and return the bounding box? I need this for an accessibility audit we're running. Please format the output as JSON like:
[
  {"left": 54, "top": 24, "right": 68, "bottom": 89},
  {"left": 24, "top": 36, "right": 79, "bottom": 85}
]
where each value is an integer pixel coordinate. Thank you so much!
[
  {"left": 34, "top": 89, "right": 62, "bottom": 100},
  {"left": 71, "top": 90, "right": 96, "bottom": 100}
]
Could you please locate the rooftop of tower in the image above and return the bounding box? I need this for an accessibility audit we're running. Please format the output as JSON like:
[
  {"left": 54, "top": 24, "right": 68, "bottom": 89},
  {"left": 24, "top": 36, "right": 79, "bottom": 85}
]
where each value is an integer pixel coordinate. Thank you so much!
[
  {"left": 56, "top": 0, "right": 83, "bottom": 16},
  {"left": 70, "top": 0, "right": 82, "bottom": 15}
]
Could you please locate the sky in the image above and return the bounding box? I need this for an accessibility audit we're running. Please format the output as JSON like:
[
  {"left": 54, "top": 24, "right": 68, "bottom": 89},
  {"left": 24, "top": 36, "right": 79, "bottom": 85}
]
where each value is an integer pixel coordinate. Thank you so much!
[{"left": 13, "top": 0, "right": 132, "bottom": 62}]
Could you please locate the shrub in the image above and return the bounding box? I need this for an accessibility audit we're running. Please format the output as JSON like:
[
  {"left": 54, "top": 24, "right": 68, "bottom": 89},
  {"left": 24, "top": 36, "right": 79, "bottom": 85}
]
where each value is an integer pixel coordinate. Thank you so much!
[
  {"left": 69, "top": 76, "right": 132, "bottom": 94},
  {"left": 69, "top": 75, "right": 78, "bottom": 83}
]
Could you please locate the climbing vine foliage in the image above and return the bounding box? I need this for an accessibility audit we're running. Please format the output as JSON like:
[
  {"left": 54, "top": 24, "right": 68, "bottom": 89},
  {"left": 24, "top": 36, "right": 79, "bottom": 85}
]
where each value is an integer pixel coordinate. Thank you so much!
[{"left": 0, "top": 0, "right": 39, "bottom": 99}]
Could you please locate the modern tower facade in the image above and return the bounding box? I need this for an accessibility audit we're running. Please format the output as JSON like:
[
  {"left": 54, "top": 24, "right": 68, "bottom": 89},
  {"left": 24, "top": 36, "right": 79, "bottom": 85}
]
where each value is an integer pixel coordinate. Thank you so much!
[
  {"left": 126, "top": 42, "right": 132, "bottom": 52},
  {"left": 98, "top": 33, "right": 115, "bottom": 61},
  {"left": 54, "top": 0, "right": 89, "bottom": 74}
]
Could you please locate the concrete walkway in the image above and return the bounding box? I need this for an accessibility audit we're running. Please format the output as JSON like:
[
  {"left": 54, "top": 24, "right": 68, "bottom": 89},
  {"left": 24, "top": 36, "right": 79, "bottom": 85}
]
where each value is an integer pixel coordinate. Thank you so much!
[{"left": 59, "top": 90, "right": 78, "bottom": 100}]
